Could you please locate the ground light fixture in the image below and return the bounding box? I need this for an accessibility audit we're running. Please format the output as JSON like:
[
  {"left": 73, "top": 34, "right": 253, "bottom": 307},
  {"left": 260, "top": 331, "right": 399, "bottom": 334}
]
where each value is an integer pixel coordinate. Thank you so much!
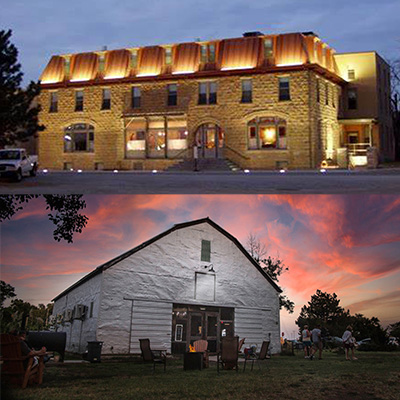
[
  {"left": 152, "top": 169, "right": 158, "bottom": 174},
  {"left": 43, "top": 169, "right": 48, "bottom": 174},
  {"left": 77, "top": 169, "right": 82, "bottom": 173},
  {"left": 70, "top": 168, "right": 74, "bottom": 172},
  {"left": 320, "top": 168, "right": 327, "bottom": 173},
  {"left": 244, "top": 169, "right": 250, "bottom": 173},
  {"left": 113, "top": 169, "right": 118, "bottom": 173},
  {"left": 279, "top": 169, "right": 286, "bottom": 173}
]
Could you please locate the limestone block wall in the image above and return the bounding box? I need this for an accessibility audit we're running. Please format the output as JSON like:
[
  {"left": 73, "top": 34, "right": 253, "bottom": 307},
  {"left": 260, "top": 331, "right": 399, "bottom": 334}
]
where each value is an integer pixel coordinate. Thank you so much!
[{"left": 39, "top": 69, "right": 343, "bottom": 170}]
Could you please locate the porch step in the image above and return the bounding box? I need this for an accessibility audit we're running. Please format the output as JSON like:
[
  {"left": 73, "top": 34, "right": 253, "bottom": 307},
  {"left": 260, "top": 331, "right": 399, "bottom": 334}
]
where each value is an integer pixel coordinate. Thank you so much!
[{"left": 166, "top": 158, "right": 241, "bottom": 172}]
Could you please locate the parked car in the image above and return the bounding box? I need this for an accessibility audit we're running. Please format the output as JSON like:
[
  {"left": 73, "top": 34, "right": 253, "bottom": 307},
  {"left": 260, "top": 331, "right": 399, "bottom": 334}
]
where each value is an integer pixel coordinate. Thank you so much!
[{"left": 0, "top": 148, "right": 38, "bottom": 181}]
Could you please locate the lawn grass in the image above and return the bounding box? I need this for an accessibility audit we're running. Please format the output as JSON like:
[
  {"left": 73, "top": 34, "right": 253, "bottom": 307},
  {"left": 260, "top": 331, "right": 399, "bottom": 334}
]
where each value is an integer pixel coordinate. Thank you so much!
[{"left": 3, "top": 351, "right": 400, "bottom": 400}]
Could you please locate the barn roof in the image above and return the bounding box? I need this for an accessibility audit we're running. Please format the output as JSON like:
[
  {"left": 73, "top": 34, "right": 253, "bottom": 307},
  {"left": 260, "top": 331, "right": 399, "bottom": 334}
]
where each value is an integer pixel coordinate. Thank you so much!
[
  {"left": 40, "top": 31, "right": 345, "bottom": 87},
  {"left": 52, "top": 217, "right": 282, "bottom": 301}
]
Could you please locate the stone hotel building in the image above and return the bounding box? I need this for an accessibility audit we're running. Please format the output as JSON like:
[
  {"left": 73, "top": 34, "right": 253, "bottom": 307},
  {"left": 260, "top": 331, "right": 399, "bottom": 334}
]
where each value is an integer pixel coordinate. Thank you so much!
[{"left": 38, "top": 31, "right": 394, "bottom": 170}]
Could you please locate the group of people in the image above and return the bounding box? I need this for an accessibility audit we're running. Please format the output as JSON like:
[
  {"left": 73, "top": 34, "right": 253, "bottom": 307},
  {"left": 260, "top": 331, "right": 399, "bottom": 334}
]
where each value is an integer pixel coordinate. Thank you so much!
[
  {"left": 301, "top": 324, "right": 323, "bottom": 360},
  {"left": 301, "top": 324, "right": 358, "bottom": 360}
]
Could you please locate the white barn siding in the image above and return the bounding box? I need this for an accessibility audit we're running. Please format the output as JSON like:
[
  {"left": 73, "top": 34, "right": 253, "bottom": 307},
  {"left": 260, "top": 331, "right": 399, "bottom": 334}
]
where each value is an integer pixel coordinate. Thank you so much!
[
  {"left": 52, "top": 273, "right": 103, "bottom": 353},
  {"left": 97, "top": 222, "right": 280, "bottom": 354}
]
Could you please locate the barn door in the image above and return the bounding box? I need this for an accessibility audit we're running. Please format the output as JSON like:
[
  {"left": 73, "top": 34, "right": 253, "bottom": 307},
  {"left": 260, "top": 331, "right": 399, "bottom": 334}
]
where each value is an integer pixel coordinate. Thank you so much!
[{"left": 189, "top": 312, "right": 204, "bottom": 343}]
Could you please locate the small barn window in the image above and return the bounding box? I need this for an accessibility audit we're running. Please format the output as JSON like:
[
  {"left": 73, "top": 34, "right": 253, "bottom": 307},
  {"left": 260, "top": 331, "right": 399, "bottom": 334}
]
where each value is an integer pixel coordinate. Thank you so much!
[
  {"left": 201, "top": 239, "right": 211, "bottom": 262},
  {"left": 90, "top": 302, "right": 94, "bottom": 318}
]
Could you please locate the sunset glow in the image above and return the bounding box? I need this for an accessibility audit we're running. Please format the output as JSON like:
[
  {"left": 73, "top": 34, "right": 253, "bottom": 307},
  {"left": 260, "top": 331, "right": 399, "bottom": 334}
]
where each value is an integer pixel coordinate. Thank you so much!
[{"left": 1, "top": 195, "right": 399, "bottom": 336}]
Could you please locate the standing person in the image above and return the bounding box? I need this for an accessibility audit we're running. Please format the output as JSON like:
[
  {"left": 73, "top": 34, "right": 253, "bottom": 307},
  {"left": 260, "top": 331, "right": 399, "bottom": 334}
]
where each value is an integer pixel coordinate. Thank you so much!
[
  {"left": 301, "top": 325, "right": 312, "bottom": 358},
  {"left": 310, "top": 324, "right": 323, "bottom": 360},
  {"left": 342, "top": 326, "right": 358, "bottom": 360}
]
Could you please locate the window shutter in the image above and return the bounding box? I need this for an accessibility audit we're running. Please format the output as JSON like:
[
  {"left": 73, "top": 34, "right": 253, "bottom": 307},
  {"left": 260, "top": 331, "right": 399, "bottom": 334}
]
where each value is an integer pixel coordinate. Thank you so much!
[{"left": 201, "top": 240, "right": 211, "bottom": 262}]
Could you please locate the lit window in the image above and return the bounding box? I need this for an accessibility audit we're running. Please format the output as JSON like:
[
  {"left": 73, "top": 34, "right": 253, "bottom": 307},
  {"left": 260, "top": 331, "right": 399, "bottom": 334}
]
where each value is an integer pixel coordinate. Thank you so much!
[
  {"left": 348, "top": 69, "right": 355, "bottom": 80},
  {"left": 75, "top": 90, "right": 84, "bottom": 111},
  {"left": 99, "top": 54, "right": 105, "bottom": 74},
  {"left": 167, "top": 118, "right": 188, "bottom": 156},
  {"left": 165, "top": 47, "right": 172, "bottom": 65},
  {"left": 132, "top": 86, "right": 141, "bottom": 108},
  {"left": 49, "top": 92, "right": 58, "bottom": 113},
  {"left": 126, "top": 119, "right": 146, "bottom": 156},
  {"left": 264, "top": 38, "right": 273, "bottom": 58},
  {"left": 64, "top": 57, "right": 70, "bottom": 77},
  {"left": 247, "top": 117, "right": 287, "bottom": 150},
  {"left": 101, "top": 88, "right": 111, "bottom": 110},
  {"left": 209, "top": 44, "right": 215, "bottom": 62},
  {"left": 64, "top": 123, "right": 94, "bottom": 153},
  {"left": 241, "top": 79, "right": 252, "bottom": 103},
  {"left": 348, "top": 88, "right": 357, "bottom": 110},
  {"left": 332, "top": 86, "right": 336, "bottom": 108},
  {"left": 198, "top": 82, "right": 217, "bottom": 105},
  {"left": 200, "top": 44, "right": 215, "bottom": 63},
  {"left": 167, "top": 84, "right": 177, "bottom": 106},
  {"left": 278, "top": 77, "right": 290, "bottom": 101}
]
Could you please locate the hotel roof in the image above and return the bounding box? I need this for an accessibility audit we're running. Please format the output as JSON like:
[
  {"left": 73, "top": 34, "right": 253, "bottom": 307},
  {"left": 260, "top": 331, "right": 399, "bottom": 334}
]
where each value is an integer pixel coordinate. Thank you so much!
[{"left": 40, "top": 31, "right": 345, "bottom": 87}]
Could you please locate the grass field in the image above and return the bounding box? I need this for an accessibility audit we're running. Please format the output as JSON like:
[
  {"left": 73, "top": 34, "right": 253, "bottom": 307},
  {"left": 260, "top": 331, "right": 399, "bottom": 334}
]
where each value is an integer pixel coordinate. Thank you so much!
[{"left": 3, "top": 351, "right": 400, "bottom": 400}]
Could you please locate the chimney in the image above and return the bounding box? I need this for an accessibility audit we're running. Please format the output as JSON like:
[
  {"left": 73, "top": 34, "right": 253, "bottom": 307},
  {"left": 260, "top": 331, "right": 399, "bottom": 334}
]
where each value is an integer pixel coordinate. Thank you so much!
[
  {"left": 102, "top": 45, "right": 108, "bottom": 51},
  {"left": 243, "top": 31, "right": 264, "bottom": 37}
]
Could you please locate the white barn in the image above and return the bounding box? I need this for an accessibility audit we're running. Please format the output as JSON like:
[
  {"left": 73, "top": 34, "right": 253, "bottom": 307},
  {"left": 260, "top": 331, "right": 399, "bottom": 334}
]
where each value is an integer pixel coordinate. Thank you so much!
[{"left": 52, "top": 218, "right": 282, "bottom": 355}]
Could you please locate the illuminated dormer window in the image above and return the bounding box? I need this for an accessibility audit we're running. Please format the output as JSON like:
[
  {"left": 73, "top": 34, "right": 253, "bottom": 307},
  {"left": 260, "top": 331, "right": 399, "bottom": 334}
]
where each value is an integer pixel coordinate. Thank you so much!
[
  {"left": 99, "top": 54, "right": 105, "bottom": 73},
  {"left": 64, "top": 57, "right": 70, "bottom": 77},
  {"left": 200, "top": 44, "right": 215, "bottom": 63},
  {"left": 131, "top": 50, "right": 138, "bottom": 69},
  {"left": 264, "top": 38, "right": 273, "bottom": 58},
  {"left": 348, "top": 69, "right": 355, "bottom": 80},
  {"left": 165, "top": 47, "right": 172, "bottom": 65}
]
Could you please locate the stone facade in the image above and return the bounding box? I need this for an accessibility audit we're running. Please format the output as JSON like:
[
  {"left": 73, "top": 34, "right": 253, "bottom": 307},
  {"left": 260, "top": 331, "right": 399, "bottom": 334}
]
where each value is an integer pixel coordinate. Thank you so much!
[{"left": 38, "top": 69, "right": 341, "bottom": 170}]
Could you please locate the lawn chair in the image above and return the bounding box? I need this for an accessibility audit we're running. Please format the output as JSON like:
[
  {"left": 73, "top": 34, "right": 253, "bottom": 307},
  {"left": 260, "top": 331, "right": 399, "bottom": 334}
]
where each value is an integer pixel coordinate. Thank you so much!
[
  {"left": 193, "top": 339, "right": 209, "bottom": 368},
  {"left": 244, "top": 340, "right": 270, "bottom": 371},
  {"left": 0, "top": 333, "right": 44, "bottom": 388},
  {"left": 217, "top": 336, "right": 239, "bottom": 373},
  {"left": 139, "top": 339, "right": 166, "bottom": 373}
]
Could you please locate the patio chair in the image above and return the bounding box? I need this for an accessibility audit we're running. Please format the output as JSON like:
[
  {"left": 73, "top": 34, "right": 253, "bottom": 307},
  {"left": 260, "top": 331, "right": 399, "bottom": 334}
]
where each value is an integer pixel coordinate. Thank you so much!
[
  {"left": 139, "top": 339, "right": 166, "bottom": 373},
  {"left": 238, "top": 337, "right": 246, "bottom": 353},
  {"left": 217, "top": 336, "right": 239, "bottom": 373},
  {"left": 244, "top": 340, "right": 270, "bottom": 371},
  {"left": 193, "top": 339, "right": 209, "bottom": 368},
  {"left": 0, "top": 333, "right": 45, "bottom": 388}
]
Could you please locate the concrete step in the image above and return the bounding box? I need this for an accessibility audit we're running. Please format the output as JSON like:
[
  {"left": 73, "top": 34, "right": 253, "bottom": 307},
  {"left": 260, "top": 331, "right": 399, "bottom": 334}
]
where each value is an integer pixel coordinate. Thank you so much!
[{"left": 166, "top": 158, "right": 241, "bottom": 172}]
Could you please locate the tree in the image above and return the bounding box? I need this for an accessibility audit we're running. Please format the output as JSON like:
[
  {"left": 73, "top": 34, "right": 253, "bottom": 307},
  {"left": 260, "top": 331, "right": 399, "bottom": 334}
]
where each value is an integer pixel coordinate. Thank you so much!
[
  {"left": 388, "top": 321, "right": 400, "bottom": 339},
  {"left": 0, "top": 280, "right": 16, "bottom": 307},
  {"left": 295, "top": 290, "right": 351, "bottom": 336},
  {"left": 247, "top": 233, "right": 295, "bottom": 313},
  {"left": 389, "top": 58, "right": 400, "bottom": 160},
  {"left": 0, "top": 195, "right": 88, "bottom": 243},
  {"left": 0, "top": 29, "right": 44, "bottom": 146}
]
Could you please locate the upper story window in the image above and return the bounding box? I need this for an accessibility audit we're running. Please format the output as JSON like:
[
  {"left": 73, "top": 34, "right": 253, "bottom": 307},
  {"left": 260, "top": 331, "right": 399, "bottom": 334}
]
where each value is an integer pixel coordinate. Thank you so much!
[
  {"left": 317, "top": 79, "right": 320, "bottom": 103},
  {"left": 241, "top": 79, "right": 252, "bottom": 103},
  {"left": 325, "top": 82, "right": 329, "bottom": 105},
  {"left": 49, "top": 92, "right": 58, "bottom": 113},
  {"left": 101, "top": 88, "right": 111, "bottom": 110},
  {"left": 348, "top": 88, "right": 357, "bottom": 110},
  {"left": 264, "top": 38, "right": 273, "bottom": 58},
  {"left": 131, "top": 50, "right": 138, "bottom": 69},
  {"left": 278, "top": 77, "right": 290, "bottom": 101},
  {"left": 200, "top": 44, "right": 215, "bottom": 63},
  {"left": 167, "top": 84, "right": 177, "bottom": 106},
  {"left": 64, "top": 123, "right": 94, "bottom": 153},
  {"left": 332, "top": 86, "right": 336, "bottom": 108},
  {"left": 347, "top": 69, "right": 355, "bottom": 80},
  {"left": 75, "top": 90, "right": 84, "bottom": 112},
  {"left": 247, "top": 117, "right": 287, "bottom": 150},
  {"left": 132, "top": 86, "right": 141, "bottom": 108},
  {"left": 165, "top": 47, "right": 172, "bottom": 65},
  {"left": 198, "top": 82, "right": 217, "bottom": 105},
  {"left": 201, "top": 239, "right": 211, "bottom": 262}
]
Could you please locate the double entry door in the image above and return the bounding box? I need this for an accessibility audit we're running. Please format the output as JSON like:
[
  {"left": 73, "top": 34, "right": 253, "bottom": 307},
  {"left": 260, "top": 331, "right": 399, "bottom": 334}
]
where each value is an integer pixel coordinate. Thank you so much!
[{"left": 189, "top": 311, "right": 219, "bottom": 353}]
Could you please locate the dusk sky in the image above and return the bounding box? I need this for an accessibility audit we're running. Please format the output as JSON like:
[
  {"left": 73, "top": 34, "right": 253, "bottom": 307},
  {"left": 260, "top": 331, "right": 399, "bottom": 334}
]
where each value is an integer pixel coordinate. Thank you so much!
[
  {"left": 1, "top": 194, "right": 399, "bottom": 337},
  {"left": 1, "top": 0, "right": 399, "bottom": 85}
]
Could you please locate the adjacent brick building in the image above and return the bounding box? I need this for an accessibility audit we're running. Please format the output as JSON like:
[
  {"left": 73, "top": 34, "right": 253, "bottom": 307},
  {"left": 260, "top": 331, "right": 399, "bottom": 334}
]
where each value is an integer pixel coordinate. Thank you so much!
[{"left": 38, "top": 31, "right": 394, "bottom": 170}]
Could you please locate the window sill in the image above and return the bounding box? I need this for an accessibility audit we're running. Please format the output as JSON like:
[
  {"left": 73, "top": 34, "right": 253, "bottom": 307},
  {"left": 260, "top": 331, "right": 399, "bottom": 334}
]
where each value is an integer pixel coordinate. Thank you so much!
[
  {"left": 247, "top": 148, "right": 288, "bottom": 152},
  {"left": 63, "top": 152, "right": 95, "bottom": 155}
]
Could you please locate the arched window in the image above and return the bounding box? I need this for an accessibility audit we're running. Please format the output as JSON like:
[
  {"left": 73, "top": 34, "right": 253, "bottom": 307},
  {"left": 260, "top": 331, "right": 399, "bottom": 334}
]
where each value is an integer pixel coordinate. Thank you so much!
[
  {"left": 247, "top": 117, "right": 287, "bottom": 150},
  {"left": 64, "top": 123, "right": 94, "bottom": 153}
]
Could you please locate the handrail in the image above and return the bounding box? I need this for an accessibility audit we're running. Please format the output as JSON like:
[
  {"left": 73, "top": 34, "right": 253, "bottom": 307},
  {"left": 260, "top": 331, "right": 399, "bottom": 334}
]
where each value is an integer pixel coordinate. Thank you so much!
[
  {"left": 224, "top": 145, "right": 251, "bottom": 160},
  {"left": 169, "top": 147, "right": 190, "bottom": 159}
]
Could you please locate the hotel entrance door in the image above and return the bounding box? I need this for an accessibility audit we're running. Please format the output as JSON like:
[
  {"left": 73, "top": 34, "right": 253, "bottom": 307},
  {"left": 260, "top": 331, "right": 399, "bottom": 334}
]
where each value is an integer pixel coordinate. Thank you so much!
[{"left": 195, "top": 123, "right": 224, "bottom": 159}]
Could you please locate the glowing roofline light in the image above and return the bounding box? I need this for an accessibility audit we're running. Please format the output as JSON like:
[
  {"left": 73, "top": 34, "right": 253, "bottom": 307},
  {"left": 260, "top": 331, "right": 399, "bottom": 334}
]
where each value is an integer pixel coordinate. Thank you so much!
[
  {"left": 172, "top": 70, "right": 195, "bottom": 75},
  {"left": 220, "top": 66, "right": 254, "bottom": 71},
  {"left": 70, "top": 78, "right": 91, "bottom": 82},
  {"left": 104, "top": 75, "right": 126, "bottom": 80},
  {"left": 41, "top": 80, "right": 61, "bottom": 84},
  {"left": 136, "top": 73, "right": 159, "bottom": 77},
  {"left": 276, "top": 62, "right": 303, "bottom": 67}
]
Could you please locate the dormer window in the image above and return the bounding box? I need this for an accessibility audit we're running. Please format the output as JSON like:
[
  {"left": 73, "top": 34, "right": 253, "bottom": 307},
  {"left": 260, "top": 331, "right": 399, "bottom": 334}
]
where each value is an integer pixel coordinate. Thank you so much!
[
  {"left": 264, "top": 38, "right": 273, "bottom": 58},
  {"left": 99, "top": 54, "right": 105, "bottom": 74},
  {"left": 200, "top": 44, "right": 215, "bottom": 63},
  {"left": 348, "top": 69, "right": 355, "bottom": 80},
  {"left": 165, "top": 47, "right": 172, "bottom": 65},
  {"left": 131, "top": 50, "right": 138, "bottom": 69}
]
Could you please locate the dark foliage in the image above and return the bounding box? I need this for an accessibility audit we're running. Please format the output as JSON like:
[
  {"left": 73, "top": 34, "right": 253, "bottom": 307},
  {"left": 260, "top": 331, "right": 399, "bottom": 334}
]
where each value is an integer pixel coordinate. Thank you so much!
[
  {"left": 0, "top": 195, "right": 88, "bottom": 243},
  {"left": 0, "top": 29, "right": 44, "bottom": 146}
]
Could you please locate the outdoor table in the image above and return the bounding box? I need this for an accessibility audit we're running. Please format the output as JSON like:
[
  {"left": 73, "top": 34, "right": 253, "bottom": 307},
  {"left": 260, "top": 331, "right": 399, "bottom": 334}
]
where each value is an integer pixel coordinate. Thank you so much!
[{"left": 184, "top": 352, "right": 203, "bottom": 370}]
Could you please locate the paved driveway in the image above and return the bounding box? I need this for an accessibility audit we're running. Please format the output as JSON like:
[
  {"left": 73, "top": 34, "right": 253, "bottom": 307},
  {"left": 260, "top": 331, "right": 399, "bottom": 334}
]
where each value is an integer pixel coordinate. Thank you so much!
[{"left": 1, "top": 169, "right": 400, "bottom": 194}]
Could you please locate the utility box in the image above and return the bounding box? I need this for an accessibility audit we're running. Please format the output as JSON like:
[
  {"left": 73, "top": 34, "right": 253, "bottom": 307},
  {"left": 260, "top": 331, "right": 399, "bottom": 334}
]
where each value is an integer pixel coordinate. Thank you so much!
[{"left": 86, "top": 341, "right": 103, "bottom": 363}]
